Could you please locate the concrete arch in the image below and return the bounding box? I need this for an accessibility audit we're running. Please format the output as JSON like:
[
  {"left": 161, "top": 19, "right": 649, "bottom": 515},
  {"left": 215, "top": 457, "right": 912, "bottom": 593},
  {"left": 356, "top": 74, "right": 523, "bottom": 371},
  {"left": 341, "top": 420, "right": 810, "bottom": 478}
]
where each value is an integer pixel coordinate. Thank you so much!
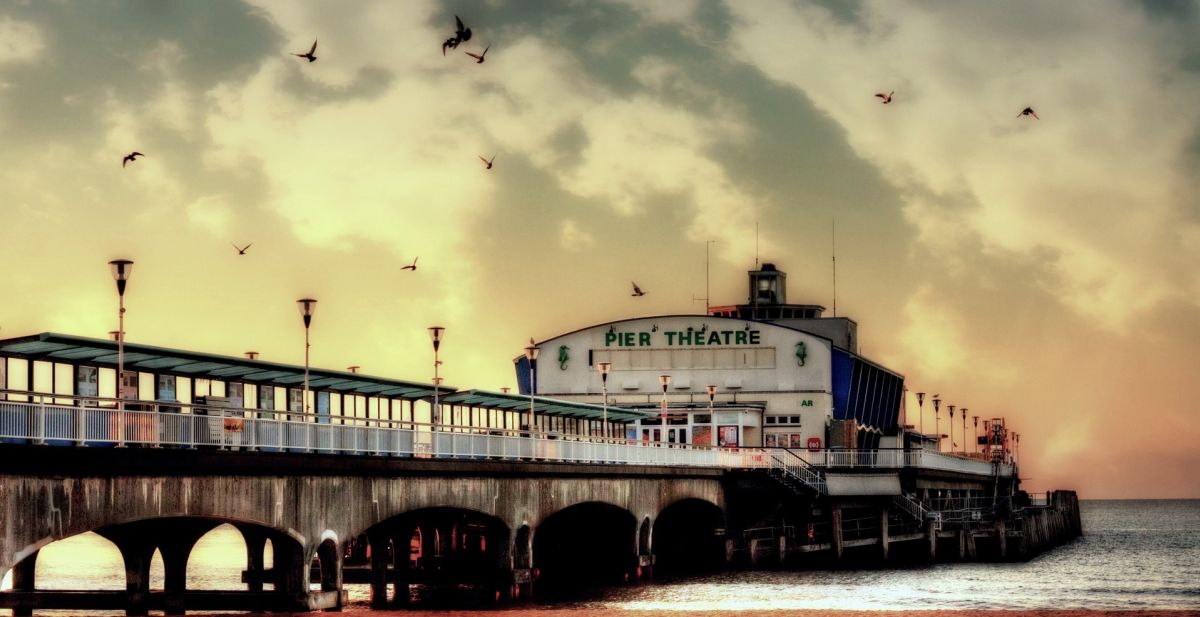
[
  {"left": 652, "top": 498, "right": 726, "bottom": 575},
  {"left": 533, "top": 501, "right": 638, "bottom": 595}
]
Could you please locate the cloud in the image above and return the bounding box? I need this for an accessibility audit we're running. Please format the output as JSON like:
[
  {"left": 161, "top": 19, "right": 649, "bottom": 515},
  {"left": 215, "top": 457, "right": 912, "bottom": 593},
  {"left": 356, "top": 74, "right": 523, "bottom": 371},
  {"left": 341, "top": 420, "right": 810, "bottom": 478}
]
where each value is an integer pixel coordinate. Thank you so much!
[
  {"left": 0, "top": 16, "right": 43, "bottom": 65},
  {"left": 726, "top": 0, "right": 1200, "bottom": 331},
  {"left": 559, "top": 219, "right": 595, "bottom": 251}
]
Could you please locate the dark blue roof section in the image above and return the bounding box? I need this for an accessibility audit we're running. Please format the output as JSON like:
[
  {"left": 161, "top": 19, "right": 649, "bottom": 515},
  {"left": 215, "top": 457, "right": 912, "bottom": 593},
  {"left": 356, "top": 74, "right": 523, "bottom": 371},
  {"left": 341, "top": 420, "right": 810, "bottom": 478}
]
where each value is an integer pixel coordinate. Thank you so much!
[{"left": 832, "top": 349, "right": 904, "bottom": 433}]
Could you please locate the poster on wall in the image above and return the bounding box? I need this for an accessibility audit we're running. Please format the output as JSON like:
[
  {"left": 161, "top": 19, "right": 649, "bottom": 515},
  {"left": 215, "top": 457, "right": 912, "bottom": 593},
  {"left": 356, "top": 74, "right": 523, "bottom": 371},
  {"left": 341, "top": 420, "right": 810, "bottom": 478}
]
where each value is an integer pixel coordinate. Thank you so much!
[
  {"left": 77, "top": 366, "right": 98, "bottom": 399},
  {"left": 718, "top": 425, "right": 739, "bottom": 447},
  {"left": 692, "top": 425, "right": 713, "bottom": 447},
  {"left": 765, "top": 433, "right": 777, "bottom": 448},
  {"left": 120, "top": 371, "right": 138, "bottom": 400},
  {"left": 157, "top": 374, "right": 176, "bottom": 401},
  {"left": 790, "top": 434, "right": 805, "bottom": 449}
]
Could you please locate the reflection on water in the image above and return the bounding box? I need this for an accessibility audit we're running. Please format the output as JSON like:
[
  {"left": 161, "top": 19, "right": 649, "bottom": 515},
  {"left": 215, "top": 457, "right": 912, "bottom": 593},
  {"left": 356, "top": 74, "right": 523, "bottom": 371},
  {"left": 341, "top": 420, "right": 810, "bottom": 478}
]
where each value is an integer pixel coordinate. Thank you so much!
[{"left": 3, "top": 501, "right": 1198, "bottom": 614}]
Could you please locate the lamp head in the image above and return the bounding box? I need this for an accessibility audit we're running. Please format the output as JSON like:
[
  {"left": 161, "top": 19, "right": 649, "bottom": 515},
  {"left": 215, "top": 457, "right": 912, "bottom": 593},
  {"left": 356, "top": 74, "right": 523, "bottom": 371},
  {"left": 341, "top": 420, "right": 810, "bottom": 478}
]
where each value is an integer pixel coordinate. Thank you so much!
[
  {"left": 597, "top": 361, "right": 611, "bottom": 377},
  {"left": 658, "top": 374, "right": 671, "bottom": 389},
  {"left": 524, "top": 344, "right": 539, "bottom": 362},
  {"left": 706, "top": 384, "right": 717, "bottom": 399},
  {"left": 109, "top": 259, "right": 134, "bottom": 296},
  {"left": 428, "top": 325, "right": 445, "bottom": 351},
  {"left": 297, "top": 298, "right": 317, "bottom": 328}
]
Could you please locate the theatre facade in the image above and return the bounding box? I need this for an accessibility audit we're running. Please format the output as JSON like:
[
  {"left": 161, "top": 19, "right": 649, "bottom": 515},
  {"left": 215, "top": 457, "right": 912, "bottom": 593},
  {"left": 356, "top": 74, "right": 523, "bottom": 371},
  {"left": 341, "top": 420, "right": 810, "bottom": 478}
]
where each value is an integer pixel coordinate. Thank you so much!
[{"left": 516, "top": 266, "right": 906, "bottom": 450}]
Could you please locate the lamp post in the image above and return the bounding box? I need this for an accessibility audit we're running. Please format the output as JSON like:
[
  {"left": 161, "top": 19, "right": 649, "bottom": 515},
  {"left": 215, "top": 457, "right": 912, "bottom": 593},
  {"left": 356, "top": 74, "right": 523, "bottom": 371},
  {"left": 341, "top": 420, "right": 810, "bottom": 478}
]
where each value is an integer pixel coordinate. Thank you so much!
[
  {"left": 706, "top": 384, "right": 717, "bottom": 446},
  {"left": 1014, "top": 432, "right": 1020, "bottom": 466},
  {"left": 960, "top": 408, "right": 968, "bottom": 455},
  {"left": 109, "top": 259, "right": 133, "bottom": 447},
  {"left": 429, "top": 326, "right": 445, "bottom": 428},
  {"left": 524, "top": 343, "right": 540, "bottom": 434},
  {"left": 947, "top": 405, "right": 956, "bottom": 454},
  {"left": 916, "top": 392, "right": 925, "bottom": 446},
  {"left": 932, "top": 395, "right": 941, "bottom": 452},
  {"left": 297, "top": 299, "right": 317, "bottom": 418},
  {"left": 973, "top": 415, "right": 979, "bottom": 455},
  {"left": 597, "top": 361, "right": 611, "bottom": 439},
  {"left": 658, "top": 374, "right": 670, "bottom": 443}
]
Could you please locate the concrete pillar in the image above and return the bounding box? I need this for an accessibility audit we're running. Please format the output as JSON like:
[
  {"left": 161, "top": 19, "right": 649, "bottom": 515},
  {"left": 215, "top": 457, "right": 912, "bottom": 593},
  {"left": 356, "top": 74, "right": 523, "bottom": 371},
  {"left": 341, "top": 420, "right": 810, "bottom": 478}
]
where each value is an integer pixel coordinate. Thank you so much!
[
  {"left": 97, "top": 527, "right": 157, "bottom": 617},
  {"left": 965, "top": 531, "right": 978, "bottom": 560},
  {"left": 879, "top": 508, "right": 889, "bottom": 563},
  {"left": 159, "top": 520, "right": 219, "bottom": 615},
  {"left": 369, "top": 534, "right": 389, "bottom": 608},
  {"left": 996, "top": 519, "right": 1008, "bottom": 560},
  {"left": 777, "top": 532, "right": 788, "bottom": 567},
  {"left": 831, "top": 505, "right": 844, "bottom": 563},
  {"left": 11, "top": 550, "right": 38, "bottom": 617},
  {"left": 237, "top": 525, "right": 269, "bottom": 593},
  {"left": 925, "top": 520, "right": 938, "bottom": 563},
  {"left": 271, "top": 539, "right": 310, "bottom": 611},
  {"left": 957, "top": 530, "right": 966, "bottom": 561}
]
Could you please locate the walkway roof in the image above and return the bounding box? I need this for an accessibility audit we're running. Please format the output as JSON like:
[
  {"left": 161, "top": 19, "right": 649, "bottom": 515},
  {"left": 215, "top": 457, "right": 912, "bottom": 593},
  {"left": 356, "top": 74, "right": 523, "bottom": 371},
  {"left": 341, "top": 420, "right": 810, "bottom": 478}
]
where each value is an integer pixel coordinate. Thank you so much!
[
  {"left": 440, "top": 389, "right": 654, "bottom": 423},
  {"left": 0, "top": 333, "right": 443, "bottom": 401}
]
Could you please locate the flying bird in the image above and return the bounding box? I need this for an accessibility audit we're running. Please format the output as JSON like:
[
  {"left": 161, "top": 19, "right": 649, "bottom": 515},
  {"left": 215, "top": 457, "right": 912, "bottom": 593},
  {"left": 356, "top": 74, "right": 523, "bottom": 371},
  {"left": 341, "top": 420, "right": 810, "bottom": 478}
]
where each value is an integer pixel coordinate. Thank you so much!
[
  {"left": 401, "top": 257, "right": 418, "bottom": 271},
  {"left": 631, "top": 282, "right": 646, "bottom": 297},
  {"left": 478, "top": 154, "right": 495, "bottom": 169},
  {"left": 232, "top": 243, "right": 252, "bottom": 255},
  {"left": 293, "top": 39, "right": 318, "bottom": 63},
  {"left": 442, "top": 15, "right": 472, "bottom": 55},
  {"left": 121, "top": 152, "right": 144, "bottom": 167},
  {"left": 875, "top": 91, "right": 893, "bottom": 104},
  {"left": 1018, "top": 106, "right": 1039, "bottom": 120},
  {"left": 466, "top": 46, "right": 489, "bottom": 64}
]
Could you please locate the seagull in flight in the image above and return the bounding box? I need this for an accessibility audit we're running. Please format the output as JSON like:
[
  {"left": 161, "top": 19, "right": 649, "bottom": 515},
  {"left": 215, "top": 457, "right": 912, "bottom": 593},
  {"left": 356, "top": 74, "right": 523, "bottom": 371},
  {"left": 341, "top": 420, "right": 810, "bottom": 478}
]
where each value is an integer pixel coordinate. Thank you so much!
[
  {"left": 1018, "top": 106, "right": 1039, "bottom": 120},
  {"left": 232, "top": 243, "right": 252, "bottom": 255},
  {"left": 442, "top": 15, "right": 472, "bottom": 55},
  {"left": 122, "top": 152, "right": 144, "bottom": 168},
  {"left": 631, "top": 282, "right": 646, "bottom": 297},
  {"left": 293, "top": 39, "right": 318, "bottom": 63},
  {"left": 401, "top": 257, "right": 419, "bottom": 271},
  {"left": 466, "top": 46, "right": 489, "bottom": 64},
  {"left": 875, "top": 91, "right": 893, "bottom": 104},
  {"left": 478, "top": 154, "right": 495, "bottom": 170}
]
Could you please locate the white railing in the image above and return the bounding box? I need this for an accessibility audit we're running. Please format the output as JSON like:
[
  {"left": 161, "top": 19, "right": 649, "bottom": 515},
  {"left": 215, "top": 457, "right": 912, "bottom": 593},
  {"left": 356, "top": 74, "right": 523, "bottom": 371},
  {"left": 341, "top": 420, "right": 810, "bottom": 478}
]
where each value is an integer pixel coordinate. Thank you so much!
[{"left": 0, "top": 394, "right": 1012, "bottom": 477}]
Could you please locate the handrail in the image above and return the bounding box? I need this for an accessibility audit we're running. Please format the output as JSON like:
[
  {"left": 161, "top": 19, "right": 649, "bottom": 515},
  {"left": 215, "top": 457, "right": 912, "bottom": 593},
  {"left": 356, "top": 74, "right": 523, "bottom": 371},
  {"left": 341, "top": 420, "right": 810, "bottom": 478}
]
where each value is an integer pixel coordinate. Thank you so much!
[{"left": 893, "top": 491, "right": 928, "bottom": 521}]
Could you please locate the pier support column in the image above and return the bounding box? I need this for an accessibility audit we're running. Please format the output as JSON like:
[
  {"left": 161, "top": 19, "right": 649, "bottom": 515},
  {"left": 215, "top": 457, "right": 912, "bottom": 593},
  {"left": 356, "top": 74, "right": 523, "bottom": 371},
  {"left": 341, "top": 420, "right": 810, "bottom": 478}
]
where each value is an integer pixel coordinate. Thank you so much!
[
  {"left": 831, "top": 505, "right": 844, "bottom": 563},
  {"left": 272, "top": 538, "right": 310, "bottom": 611},
  {"left": 957, "top": 530, "right": 967, "bottom": 561},
  {"left": 236, "top": 525, "right": 269, "bottom": 593},
  {"left": 996, "top": 519, "right": 1008, "bottom": 560},
  {"left": 11, "top": 550, "right": 38, "bottom": 617},
  {"left": 160, "top": 520, "right": 219, "bottom": 615},
  {"left": 879, "top": 508, "right": 889, "bottom": 563},
  {"left": 965, "top": 530, "right": 978, "bottom": 560},
  {"left": 924, "top": 520, "right": 938, "bottom": 563},
  {"left": 369, "top": 534, "right": 389, "bottom": 608},
  {"left": 97, "top": 527, "right": 156, "bottom": 617}
]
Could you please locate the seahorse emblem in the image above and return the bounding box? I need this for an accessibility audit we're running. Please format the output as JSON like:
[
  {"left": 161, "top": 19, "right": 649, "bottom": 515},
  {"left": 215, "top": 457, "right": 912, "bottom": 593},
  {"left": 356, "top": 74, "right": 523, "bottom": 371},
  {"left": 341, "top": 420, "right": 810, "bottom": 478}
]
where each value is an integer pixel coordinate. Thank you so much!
[
  {"left": 795, "top": 342, "right": 807, "bottom": 367},
  {"left": 558, "top": 345, "right": 570, "bottom": 370}
]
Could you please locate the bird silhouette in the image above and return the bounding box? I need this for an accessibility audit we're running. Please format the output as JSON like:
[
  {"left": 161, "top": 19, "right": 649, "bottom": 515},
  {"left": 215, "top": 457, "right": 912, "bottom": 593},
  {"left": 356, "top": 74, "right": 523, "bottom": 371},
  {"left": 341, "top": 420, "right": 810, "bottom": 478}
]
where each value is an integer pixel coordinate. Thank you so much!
[
  {"left": 442, "top": 16, "right": 472, "bottom": 55},
  {"left": 875, "top": 91, "right": 893, "bottom": 104},
  {"left": 1018, "top": 107, "right": 1039, "bottom": 120},
  {"left": 478, "top": 154, "right": 495, "bottom": 169},
  {"left": 121, "top": 152, "right": 144, "bottom": 168},
  {"left": 232, "top": 243, "right": 252, "bottom": 255},
  {"left": 401, "top": 257, "right": 418, "bottom": 271},
  {"left": 466, "top": 46, "right": 489, "bottom": 64},
  {"left": 631, "top": 282, "right": 646, "bottom": 297},
  {"left": 293, "top": 39, "right": 318, "bottom": 63}
]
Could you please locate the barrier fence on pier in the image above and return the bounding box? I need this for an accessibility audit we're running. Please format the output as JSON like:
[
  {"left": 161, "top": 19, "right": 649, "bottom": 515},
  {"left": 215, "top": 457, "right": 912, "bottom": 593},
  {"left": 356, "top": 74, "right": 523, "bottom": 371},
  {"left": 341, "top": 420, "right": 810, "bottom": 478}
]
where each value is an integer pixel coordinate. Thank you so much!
[{"left": 0, "top": 393, "right": 1013, "bottom": 477}]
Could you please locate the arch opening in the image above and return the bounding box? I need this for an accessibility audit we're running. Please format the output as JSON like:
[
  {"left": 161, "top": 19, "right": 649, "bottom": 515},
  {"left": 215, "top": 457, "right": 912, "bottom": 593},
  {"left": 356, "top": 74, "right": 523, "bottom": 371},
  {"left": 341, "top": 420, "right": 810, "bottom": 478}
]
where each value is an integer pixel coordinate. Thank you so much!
[
  {"left": 533, "top": 502, "right": 636, "bottom": 595},
  {"left": 653, "top": 499, "right": 726, "bottom": 576}
]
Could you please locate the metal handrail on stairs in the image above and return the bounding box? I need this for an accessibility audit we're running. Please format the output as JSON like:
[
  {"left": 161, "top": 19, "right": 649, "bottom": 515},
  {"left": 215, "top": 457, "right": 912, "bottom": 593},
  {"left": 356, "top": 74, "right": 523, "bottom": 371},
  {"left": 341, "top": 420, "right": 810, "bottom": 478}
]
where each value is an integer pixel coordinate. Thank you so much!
[
  {"left": 893, "top": 490, "right": 928, "bottom": 521},
  {"left": 767, "top": 449, "right": 827, "bottom": 495}
]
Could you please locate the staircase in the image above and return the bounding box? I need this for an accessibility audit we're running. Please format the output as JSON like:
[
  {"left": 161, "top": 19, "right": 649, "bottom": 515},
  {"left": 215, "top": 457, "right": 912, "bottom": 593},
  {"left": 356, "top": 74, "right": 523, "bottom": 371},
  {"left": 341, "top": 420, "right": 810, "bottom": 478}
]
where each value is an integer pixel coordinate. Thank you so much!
[
  {"left": 893, "top": 490, "right": 929, "bottom": 521},
  {"left": 763, "top": 449, "right": 827, "bottom": 495}
]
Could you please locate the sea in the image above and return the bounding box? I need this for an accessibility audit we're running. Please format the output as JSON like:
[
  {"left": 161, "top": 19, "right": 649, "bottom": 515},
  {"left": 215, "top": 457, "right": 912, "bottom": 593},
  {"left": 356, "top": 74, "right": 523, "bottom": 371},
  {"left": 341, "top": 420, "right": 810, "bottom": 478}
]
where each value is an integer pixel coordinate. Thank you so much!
[{"left": 3, "top": 499, "right": 1198, "bottom": 614}]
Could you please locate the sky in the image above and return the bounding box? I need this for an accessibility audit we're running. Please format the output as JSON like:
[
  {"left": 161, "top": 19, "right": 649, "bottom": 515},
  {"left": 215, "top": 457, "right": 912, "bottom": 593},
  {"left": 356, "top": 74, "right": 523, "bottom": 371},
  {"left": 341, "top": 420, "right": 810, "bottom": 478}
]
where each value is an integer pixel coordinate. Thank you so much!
[{"left": 0, "top": 0, "right": 1198, "bottom": 499}]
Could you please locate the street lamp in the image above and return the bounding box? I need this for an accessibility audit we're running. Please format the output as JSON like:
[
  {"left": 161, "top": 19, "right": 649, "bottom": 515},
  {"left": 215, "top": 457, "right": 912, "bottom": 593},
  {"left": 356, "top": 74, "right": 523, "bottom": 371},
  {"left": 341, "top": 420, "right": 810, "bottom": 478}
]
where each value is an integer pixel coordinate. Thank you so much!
[
  {"left": 947, "top": 405, "right": 956, "bottom": 454},
  {"left": 108, "top": 259, "right": 133, "bottom": 446},
  {"left": 932, "top": 395, "right": 941, "bottom": 452},
  {"left": 1014, "top": 432, "right": 1020, "bottom": 466},
  {"left": 960, "top": 408, "right": 968, "bottom": 455},
  {"left": 524, "top": 343, "right": 540, "bottom": 434},
  {"left": 706, "top": 384, "right": 717, "bottom": 446},
  {"left": 662, "top": 372, "right": 672, "bottom": 424},
  {"left": 973, "top": 415, "right": 979, "bottom": 455},
  {"left": 916, "top": 392, "right": 925, "bottom": 446},
  {"left": 429, "top": 326, "right": 445, "bottom": 428},
  {"left": 297, "top": 298, "right": 317, "bottom": 417},
  {"left": 597, "top": 362, "right": 611, "bottom": 439}
]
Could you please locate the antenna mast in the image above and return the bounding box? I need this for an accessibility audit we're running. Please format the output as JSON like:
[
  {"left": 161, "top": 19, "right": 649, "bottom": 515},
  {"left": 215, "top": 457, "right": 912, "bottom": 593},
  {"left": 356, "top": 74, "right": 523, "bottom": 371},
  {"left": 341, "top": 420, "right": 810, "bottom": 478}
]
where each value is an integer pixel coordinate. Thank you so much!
[
  {"left": 706, "top": 240, "right": 713, "bottom": 313},
  {"left": 755, "top": 222, "right": 759, "bottom": 270},
  {"left": 832, "top": 218, "right": 837, "bottom": 318}
]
